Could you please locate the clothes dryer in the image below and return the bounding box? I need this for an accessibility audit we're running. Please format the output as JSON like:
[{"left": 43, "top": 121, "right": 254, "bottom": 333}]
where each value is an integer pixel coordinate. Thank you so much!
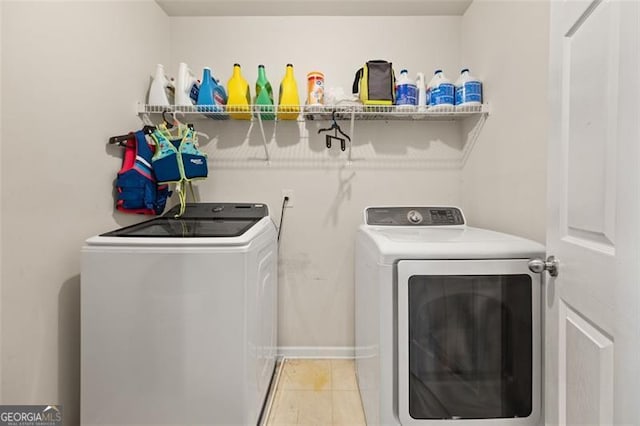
[
  {"left": 355, "top": 206, "right": 545, "bottom": 425},
  {"left": 81, "top": 203, "right": 277, "bottom": 426}
]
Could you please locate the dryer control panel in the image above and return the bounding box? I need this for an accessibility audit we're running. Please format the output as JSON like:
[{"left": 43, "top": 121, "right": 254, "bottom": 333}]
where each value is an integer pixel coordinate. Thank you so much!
[{"left": 365, "top": 206, "right": 465, "bottom": 226}]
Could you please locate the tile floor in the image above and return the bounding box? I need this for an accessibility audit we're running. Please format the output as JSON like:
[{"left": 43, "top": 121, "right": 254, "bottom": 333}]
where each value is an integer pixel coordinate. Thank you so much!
[{"left": 266, "top": 359, "right": 366, "bottom": 425}]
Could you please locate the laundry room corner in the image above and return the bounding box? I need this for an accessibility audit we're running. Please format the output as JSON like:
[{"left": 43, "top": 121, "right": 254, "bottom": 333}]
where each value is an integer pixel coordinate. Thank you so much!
[
  {"left": 4, "top": 1, "right": 639, "bottom": 425},
  {"left": 459, "top": 0, "right": 550, "bottom": 243},
  {"left": 0, "top": 0, "right": 169, "bottom": 422}
]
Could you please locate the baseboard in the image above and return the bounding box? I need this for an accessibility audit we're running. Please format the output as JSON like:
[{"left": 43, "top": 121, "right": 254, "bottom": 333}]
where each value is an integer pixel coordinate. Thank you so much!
[{"left": 277, "top": 346, "right": 355, "bottom": 359}]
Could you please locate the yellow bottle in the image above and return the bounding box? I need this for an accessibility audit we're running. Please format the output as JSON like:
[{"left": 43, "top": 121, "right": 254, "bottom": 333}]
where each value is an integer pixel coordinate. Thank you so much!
[
  {"left": 277, "top": 64, "right": 300, "bottom": 120},
  {"left": 227, "top": 63, "right": 252, "bottom": 120}
]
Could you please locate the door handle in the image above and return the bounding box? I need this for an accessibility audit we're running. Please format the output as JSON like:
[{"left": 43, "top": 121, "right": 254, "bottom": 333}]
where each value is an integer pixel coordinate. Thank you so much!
[{"left": 528, "top": 256, "right": 559, "bottom": 277}]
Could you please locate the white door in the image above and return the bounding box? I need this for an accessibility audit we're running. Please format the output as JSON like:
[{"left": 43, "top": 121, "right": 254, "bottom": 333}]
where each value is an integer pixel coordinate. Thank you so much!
[{"left": 547, "top": 0, "right": 640, "bottom": 425}]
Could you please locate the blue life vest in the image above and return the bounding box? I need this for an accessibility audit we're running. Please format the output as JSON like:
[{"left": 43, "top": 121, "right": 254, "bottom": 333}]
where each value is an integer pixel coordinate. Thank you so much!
[
  {"left": 116, "top": 130, "right": 170, "bottom": 215},
  {"left": 150, "top": 125, "right": 208, "bottom": 216},
  {"left": 150, "top": 125, "right": 208, "bottom": 183}
]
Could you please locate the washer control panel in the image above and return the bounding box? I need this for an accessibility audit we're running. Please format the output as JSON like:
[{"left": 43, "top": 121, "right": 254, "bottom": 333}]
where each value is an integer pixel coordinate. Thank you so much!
[{"left": 366, "top": 207, "right": 464, "bottom": 226}]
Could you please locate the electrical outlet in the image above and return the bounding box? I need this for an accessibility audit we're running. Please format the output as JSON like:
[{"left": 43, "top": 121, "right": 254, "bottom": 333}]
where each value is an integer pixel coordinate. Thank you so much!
[{"left": 282, "top": 189, "right": 294, "bottom": 207}]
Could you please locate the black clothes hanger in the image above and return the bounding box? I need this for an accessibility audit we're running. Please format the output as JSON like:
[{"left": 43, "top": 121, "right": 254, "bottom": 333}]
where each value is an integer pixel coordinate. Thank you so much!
[
  {"left": 317, "top": 111, "right": 351, "bottom": 151},
  {"left": 108, "top": 125, "right": 156, "bottom": 146},
  {"left": 162, "top": 110, "right": 176, "bottom": 129}
]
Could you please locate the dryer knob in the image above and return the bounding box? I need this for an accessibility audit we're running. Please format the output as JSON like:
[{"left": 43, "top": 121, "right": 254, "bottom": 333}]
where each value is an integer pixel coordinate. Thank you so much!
[{"left": 407, "top": 210, "right": 423, "bottom": 224}]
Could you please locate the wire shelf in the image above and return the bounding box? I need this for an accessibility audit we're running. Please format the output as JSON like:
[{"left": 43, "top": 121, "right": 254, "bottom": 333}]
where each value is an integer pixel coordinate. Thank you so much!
[
  {"left": 304, "top": 103, "right": 487, "bottom": 121},
  {"left": 134, "top": 102, "right": 489, "bottom": 164},
  {"left": 138, "top": 103, "right": 489, "bottom": 121}
]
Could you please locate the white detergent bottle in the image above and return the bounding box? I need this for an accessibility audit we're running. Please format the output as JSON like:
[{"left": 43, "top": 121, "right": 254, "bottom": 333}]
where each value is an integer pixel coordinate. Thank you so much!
[
  {"left": 395, "top": 69, "right": 417, "bottom": 112},
  {"left": 455, "top": 68, "right": 483, "bottom": 109},
  {"left": 416, "top": 72, "right": 427, "bottom": 112},
  {"left": 148, "top": 64, "right": 174, "bottom": 106},
  {"left": 175, "top": 62, "right": 200, "bottom": 106},
  {"left": 427, "top": 69, "right": 455, "bottom": 111}
]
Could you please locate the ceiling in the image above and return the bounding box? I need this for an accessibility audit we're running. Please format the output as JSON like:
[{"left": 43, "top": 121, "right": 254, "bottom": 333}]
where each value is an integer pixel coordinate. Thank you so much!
[{"left": 155, "top": 0, "right": 474, "bottom": 17}]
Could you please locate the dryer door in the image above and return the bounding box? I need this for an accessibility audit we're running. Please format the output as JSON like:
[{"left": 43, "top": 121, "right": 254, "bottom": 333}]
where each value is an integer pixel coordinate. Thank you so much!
[{"left": 397, "top": 259, "right": 541, "bottom": 425}]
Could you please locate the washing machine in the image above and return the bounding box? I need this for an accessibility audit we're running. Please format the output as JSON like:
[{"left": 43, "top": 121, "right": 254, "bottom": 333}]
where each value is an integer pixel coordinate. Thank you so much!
[
  {"left": 81, "top": 203, "right": 277, "bottom": 426},
  {"left": 355, "top": 206, "right": 545, "bottom": 426}
]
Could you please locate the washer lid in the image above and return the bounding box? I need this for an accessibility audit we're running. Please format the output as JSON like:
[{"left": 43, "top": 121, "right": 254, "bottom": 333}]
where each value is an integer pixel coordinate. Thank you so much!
[
  {"left": 359, "top": 225, "right": 546, "bottom": 262},
  {"left": 102, "top": 203, "right": 268, "bottom": 238}
]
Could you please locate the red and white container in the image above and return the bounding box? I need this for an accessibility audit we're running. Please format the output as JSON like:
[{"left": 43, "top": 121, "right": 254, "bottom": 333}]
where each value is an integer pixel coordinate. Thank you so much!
[{"left": 306, "top": 71, "right": 325, "bottom": 105}]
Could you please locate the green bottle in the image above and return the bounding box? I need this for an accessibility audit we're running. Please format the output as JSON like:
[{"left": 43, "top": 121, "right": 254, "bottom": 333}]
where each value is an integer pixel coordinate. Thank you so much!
[{"left": 254, "top": 65, "right": 275, "bottom": 120}]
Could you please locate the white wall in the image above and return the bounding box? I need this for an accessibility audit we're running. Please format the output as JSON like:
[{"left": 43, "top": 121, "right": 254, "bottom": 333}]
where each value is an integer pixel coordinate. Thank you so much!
[
  {"left": 460, "top": 0, "right": 549, "bottom": 243},
  {"left": 169, "top": 16, "right": 465, "bottom": 352},
  {"left": 1, "top": 0, "right": 169, "bottom": 422}
]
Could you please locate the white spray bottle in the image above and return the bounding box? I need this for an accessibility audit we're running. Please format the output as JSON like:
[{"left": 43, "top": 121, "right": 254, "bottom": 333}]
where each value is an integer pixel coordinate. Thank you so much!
[
  {"left": 148, "top": 64, "right": 174, "bottom": 106},
  {"left": 175, "top": 62, "right": 200, "bottom": 106}
]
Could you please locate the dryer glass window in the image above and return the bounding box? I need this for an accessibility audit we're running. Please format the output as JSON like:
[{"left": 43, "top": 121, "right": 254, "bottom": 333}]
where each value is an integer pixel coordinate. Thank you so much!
[{"left": 407, "top": 274, "right": 532, "bottom": 420}]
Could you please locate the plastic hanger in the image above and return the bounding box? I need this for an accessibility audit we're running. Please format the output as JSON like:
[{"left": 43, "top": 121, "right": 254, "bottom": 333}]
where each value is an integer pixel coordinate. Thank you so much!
[
  {"left": 173, "top": 111, "right": 209, "bottom": 139},
  {"left": 141, "top": 112, "right": 155, "bottom": 127},
  {"left": 195, "top": 130, "right": 210, "bottom": 140},
  {"left": 161, "top": 110, "right": 179, "bottom": 129},
  {"left": 109, "top": 111, "right": 206, "bottom": 146},
  {"left": 160, "top": 109, "right": 197, "bottom": 134},
  {"left": 173, "top": 110, "right": 209, "bottom": 138},
  {"left": 317, "top": 110, "right": 351, "bottom": 151}
]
